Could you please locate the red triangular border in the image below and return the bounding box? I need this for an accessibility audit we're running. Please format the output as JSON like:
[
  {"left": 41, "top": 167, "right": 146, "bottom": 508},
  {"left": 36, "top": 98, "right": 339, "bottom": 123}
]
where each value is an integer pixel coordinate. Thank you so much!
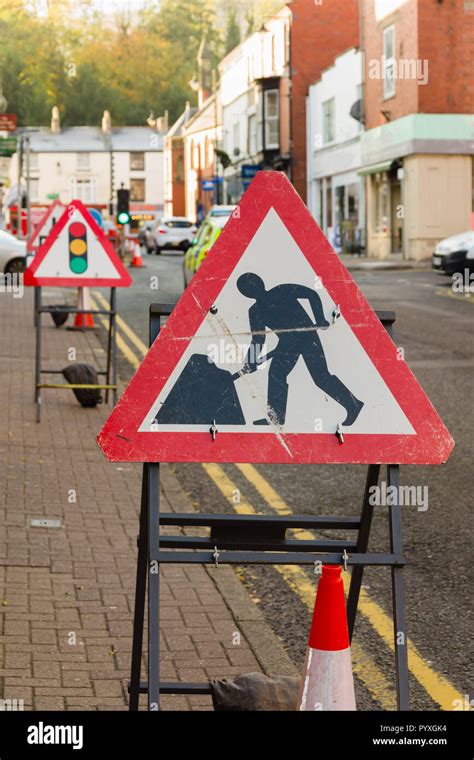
[
  {"left": 27, "top": 200, "right": 64, "bottom": 252},
  {"left": 97, "top": 171, "right": 454, "bottom": 465},
  {"left": 24, "top": 200, "right": 132, "bottom": 287}
]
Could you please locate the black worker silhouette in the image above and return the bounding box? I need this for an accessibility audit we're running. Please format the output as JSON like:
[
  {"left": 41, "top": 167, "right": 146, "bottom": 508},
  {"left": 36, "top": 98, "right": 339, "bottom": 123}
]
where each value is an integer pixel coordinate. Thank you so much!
[{"left": 236, "top": 273, "right": 364, "bottom": 427}]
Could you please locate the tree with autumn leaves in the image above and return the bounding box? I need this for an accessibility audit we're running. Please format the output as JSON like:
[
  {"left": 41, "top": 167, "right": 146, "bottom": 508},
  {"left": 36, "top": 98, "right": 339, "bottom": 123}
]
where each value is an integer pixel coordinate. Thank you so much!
[
  {"left": 0, "top": 0, "right": 219, "bottom": 127},
  {"left": 0, "top": 0, "right": 282, "bottom": 128}
]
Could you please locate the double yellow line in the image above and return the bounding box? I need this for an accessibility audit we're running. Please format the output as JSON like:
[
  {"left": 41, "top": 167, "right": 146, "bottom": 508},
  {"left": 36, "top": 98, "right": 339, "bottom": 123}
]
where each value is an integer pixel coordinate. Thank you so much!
[
  {"left": 91, "top": 290, "right": 147, "bottom": 368},
  {"left": 92, "top": 290, "right": 466, "bottom": 711}
]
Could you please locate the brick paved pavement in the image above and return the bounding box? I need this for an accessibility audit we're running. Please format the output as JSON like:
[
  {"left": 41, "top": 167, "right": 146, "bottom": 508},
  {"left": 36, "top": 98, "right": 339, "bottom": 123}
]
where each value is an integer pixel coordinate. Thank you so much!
[{"left": 0, "top": 288, "right": 296, "bottom": 710}]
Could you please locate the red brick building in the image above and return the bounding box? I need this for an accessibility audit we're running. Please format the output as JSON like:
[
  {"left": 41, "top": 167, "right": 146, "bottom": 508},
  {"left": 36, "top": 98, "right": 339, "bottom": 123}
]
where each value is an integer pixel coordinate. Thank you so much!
[
  {"left": 361, "top": 0, "right": 473, "bottom": 260},
  {"left": 364, "top": 0, "right": 473, "bottom": 129},
  {"left": 290, "top": 0, "right": 360, "bottom": 201}
]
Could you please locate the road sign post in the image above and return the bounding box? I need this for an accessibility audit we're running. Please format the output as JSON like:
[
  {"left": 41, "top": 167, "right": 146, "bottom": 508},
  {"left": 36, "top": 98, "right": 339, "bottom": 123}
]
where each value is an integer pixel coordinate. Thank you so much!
[
  {"left": 25, "top": 200, "right": 132, "bottom": 421},
  {"left": 97, "top": 172, "right": 453, "bottom": 711}
]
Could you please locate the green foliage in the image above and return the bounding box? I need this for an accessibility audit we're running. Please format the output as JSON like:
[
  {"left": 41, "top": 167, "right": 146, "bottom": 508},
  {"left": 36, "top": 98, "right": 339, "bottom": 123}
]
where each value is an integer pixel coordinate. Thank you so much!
[
  {"left": 224, "top": 8, "right": 241, "bottom": 55},
  {"left": 0, "top": 0, "right": 222, "bottom": 127},
  {"left": 245, "top": 9, "right": 256, "bottom": 37}
]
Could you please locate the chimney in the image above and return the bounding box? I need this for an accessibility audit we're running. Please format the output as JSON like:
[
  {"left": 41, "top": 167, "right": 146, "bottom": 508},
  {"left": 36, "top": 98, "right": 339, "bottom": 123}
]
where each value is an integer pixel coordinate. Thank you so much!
[
  {"left": 51, "top": 106, "right": 60, "bottom": 134},
  {"left": 101, "top": 110, "right": 112, "bottom": 134}
]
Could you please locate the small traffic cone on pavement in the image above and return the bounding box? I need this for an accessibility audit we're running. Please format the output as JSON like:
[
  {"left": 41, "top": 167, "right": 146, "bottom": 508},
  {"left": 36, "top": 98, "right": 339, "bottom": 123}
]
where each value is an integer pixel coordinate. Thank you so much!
[
  {"left": 69, "top": 287, "right": 95, "bottom": 330},
  {"left": 130, "top": 242, "right": 144, "bottom": 268},
  {"left": 298, "top": 564, "right": 356, "bottom": 711}
]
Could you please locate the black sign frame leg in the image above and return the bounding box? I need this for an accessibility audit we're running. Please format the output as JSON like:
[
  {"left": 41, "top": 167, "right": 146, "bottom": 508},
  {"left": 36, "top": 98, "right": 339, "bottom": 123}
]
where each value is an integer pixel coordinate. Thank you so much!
[
  {"left": 33, "top": 286, "right": 118, "bottom": 422},
  {"left": 388, "top": 462, "right": 410, "bottom": 710},
  {"left": 129, "top": 464, "right": 149, "bottom": 712}
]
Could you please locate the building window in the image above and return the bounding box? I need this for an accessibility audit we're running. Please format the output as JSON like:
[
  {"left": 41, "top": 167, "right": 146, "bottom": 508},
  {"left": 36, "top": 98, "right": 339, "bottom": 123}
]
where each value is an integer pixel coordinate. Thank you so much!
[
  {"left": 383, "top": 25, "right": 396, "bottom": 99},
  {"left": 130, "top": 152, "right": 145, "bottom": 171},
  {"left": 322, "top": 98, "right": 335, "bottom": 144},
  {"left": 76, "top": 153, "right": 90, "bottom": 171},
  {"left": 248, "top": 114, "right": 257, "bottom": 156},
  {"left": 28, "top": 178, "right": 39, "bottom": 202},
  {"left": 130, "top": 178, "right": 145, "bottom": 202},
  {"left": 264, "top": 89, "right": 279, "bottom": 150},
  {"left": 70, "top": 178, "right": 96, "bottom": 203},
  {"left": 28, "top": 153, "right": 39, "bottom": 172}
]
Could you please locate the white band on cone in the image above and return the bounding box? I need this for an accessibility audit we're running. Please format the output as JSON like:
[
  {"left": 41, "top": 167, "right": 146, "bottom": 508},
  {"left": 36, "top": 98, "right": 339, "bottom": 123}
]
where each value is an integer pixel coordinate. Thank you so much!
[{"left": 298, "top": 646, "right": 356, "bottom": 711}]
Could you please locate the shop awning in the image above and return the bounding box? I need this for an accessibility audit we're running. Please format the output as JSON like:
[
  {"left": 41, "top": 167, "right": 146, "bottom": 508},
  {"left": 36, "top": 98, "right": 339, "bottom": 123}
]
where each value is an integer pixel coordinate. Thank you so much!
[{"left": 357, "top": 161, "right": 393, "bottom": 176}]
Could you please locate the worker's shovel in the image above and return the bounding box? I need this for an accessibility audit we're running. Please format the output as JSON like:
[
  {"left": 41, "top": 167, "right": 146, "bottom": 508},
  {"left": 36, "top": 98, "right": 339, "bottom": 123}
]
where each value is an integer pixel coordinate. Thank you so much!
[{"left": 231, "top": 349, "right": 276, "bottom": 382}]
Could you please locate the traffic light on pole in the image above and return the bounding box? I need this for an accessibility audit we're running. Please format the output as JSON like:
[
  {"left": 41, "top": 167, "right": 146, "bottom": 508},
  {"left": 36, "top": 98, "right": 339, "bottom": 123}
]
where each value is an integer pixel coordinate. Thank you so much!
[
  {"left": 117, "top": 188, "right": 130, "bottom": 225},
  {"left": 69, "top": 221, "right": 88, "bottom": 274}
]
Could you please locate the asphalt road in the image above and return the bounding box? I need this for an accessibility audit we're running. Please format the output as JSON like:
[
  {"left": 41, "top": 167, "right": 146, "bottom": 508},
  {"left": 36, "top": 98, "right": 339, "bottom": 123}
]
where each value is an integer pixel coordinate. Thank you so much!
[{"left": 98, "top": 250, "right": 473, "bottom": 710}]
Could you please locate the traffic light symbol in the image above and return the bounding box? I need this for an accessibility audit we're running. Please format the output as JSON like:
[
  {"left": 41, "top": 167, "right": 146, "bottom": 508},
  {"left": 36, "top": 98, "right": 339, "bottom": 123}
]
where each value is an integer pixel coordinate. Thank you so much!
[
  {"left": 69, "top": 221, "right": 88, "bottom": 274},
  {"left": 117, "top": 188, "right": 130, "bottom": 225}
]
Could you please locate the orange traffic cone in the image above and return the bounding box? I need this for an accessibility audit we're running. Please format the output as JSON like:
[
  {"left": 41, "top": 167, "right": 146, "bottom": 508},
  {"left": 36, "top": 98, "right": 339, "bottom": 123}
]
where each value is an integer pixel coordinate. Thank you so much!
[
  {"left": 130, "top": 242, "right": 144, "bottom": 268},
  {"left": 69, "top": 287, "right": 95, "bottom": 330},
  {"left": 298, "top": 565, "right": 356, "bottom": 711}
]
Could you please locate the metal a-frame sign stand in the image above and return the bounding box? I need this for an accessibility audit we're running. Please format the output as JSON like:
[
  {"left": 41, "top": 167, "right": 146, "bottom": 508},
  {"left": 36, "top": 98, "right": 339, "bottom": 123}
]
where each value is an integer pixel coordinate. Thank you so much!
[
  {"left": 128, "top": 304, "right": 409, "bottom": 711},
  {"left": 33, "top": 286, "right": 118, "bottom": 423},
  {"left": 97, "top": 173, "right": 452, "bottom": 712},
  {"left": 24, "top": 199, "right": 132, "bottom": 422}
]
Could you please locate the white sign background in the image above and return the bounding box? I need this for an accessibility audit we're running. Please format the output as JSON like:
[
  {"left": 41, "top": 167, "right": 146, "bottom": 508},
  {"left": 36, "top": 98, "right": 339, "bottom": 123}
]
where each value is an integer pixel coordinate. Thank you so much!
[{"left": 141, "top": 209, "right": 414, "bottom": 436}]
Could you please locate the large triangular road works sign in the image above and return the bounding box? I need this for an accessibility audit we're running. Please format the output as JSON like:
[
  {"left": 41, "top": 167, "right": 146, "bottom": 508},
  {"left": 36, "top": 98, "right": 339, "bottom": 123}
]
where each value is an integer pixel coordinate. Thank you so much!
[
  {"left": 27, "top": 199, "right": 65, "bottom": 252},
  {"left": 97, "top": 172, "right": 453, "bottom": 465},
  {"left": 24, "top": 200, "right": 132, "bottom": 287}
]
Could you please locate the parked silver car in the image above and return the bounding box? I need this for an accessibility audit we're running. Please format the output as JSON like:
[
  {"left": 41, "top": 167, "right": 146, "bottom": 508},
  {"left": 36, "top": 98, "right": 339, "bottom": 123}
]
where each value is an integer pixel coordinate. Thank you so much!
[
  {"left": 148, "top": 217, "right": 197, "bottom": 254},
  {"left": 0, "top": 229, "right": 27, "bottom": 274}
]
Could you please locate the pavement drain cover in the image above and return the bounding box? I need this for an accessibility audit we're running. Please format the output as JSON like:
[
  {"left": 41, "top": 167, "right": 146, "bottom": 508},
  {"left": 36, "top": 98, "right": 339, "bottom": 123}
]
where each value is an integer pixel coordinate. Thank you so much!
[{"left": 30, "top": 519, "right": 61, "bottom": 528}]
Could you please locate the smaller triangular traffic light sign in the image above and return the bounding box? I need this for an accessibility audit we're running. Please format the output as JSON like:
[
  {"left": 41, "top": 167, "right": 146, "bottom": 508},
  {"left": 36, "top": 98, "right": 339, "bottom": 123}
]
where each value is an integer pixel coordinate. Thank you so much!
[
  {"left": 97, "top": 171, "right": 454, "bottom": 465},
  {"left": 27, "top": 199, "right": 65, "bottom": 252},
  {"left": 24, "top": 200, "right": 132, "bottom": 287}
]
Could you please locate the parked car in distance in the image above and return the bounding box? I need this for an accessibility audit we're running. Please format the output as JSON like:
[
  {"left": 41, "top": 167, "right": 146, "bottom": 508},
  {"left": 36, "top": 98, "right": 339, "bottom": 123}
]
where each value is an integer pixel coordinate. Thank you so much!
[
  {"left": 432, "top": 230, "right": 474, "bottom": 275},
  {"left": 207, "top": 205, "right": 237, "bottom": 219},
  {"left": 148, "top": 217, "right": 197, "bottom": 254},
  {"left": 0, "top": 229, "right": 27, "bottom": 274},
  {"left": 183, "top": 206, "right": 236, "bottom": 287}
]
